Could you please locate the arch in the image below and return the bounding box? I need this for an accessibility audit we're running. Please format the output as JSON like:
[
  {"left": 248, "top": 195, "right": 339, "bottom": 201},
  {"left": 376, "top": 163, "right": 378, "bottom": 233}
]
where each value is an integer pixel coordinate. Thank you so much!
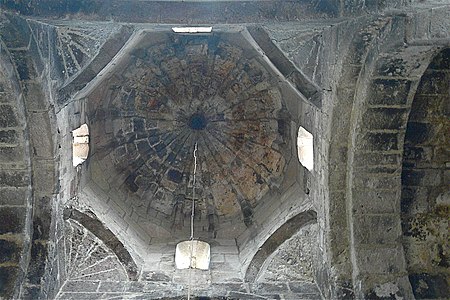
[
  {"left": 325, "top": 16, "right": 396, "bottom": 299},
  {"left": 327, "top": 13, "right": 450, "bottom": 299},
  {"left": 63, "top": 208, "right": 139, "bottom": 281},
  {"left": 244, "top": 210, "right": 317, "bottom": 283},
  {"left": 0, "top": 37, "right": 33, "bottom": 300},
  {"left": 400, "top": 48, "right": 450, "bottom": 298},
  {"left": 344, "top": 41, "right": 447, "bottom": 299},
  {"left": 0, "top": 13, "right": 60, "bottom": 299}
]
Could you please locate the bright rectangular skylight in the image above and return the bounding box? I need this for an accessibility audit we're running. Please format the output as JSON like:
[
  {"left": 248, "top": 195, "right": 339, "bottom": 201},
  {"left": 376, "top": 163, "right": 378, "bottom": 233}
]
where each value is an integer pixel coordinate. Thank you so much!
[{"left": 172, "top": 27, "right": 213, "bottom": 33}]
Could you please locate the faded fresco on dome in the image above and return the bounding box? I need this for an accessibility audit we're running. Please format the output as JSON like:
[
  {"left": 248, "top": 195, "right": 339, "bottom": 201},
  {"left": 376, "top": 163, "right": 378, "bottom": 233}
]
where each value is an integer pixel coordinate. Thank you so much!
[{"left": 89, "top": 34, "right": 288, "bottom": 228}]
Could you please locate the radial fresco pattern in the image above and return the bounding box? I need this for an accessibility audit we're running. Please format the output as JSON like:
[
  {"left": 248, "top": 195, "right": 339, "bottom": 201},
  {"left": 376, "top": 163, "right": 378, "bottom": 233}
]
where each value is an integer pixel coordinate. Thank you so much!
[{"left": 92, "top": 33, "right": 288, "bottom": 231}]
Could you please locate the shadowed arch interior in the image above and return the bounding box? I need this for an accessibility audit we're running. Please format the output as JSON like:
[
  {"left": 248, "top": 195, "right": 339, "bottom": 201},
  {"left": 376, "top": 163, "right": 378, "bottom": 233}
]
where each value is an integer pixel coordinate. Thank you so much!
[
  {"left": 401, "top": 48, "right": 450, "bottom": 299},
  {"left": 63, "top": 208, "right": 139, "bottom": 281},
  {"left": 244, "top": 210, "right": 317, "bottom": 282}
]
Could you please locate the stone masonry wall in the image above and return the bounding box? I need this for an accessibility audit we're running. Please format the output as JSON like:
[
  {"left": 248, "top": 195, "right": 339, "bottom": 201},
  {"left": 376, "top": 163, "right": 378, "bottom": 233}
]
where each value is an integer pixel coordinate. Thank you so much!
[
  {"left": 401, "top": 48, "right": 450, "bottom": 298},
  {"left": 0, "top": 32, "right": 33, "bottom": 299},
  {"left": 0, "top": 13, "right": 64, "bottom": 299},
  {"left": 270, "top": 3, "right": 450, "bottom": 298},
  {"left": 0, "top": 1, "right": 449, "bottom": 299}
]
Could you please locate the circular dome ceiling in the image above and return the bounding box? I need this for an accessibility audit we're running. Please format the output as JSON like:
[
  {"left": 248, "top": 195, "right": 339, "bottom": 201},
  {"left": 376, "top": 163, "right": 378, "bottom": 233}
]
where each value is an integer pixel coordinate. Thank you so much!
[{"left": 88, "top": 32, "right": 290, "bottom": 236}]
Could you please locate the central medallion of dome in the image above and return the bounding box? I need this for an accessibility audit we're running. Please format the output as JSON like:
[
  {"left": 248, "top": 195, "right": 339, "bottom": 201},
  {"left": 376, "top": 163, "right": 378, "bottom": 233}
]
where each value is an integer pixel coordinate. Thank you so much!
[{"left": 189, "top": 113, "right": 207, "bottom": 130}]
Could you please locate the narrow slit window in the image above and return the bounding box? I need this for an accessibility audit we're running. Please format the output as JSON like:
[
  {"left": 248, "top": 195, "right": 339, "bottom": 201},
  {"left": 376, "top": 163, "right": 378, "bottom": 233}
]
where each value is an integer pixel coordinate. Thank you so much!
[
  {"left": 73, "top": 123, "right": 89, "bottom": 167},
  {"left": 172, "top": 27, "right": 213, "bottom": 34},
  {"left": 297, "top": 127, "right": 314, "bottom": 171}
]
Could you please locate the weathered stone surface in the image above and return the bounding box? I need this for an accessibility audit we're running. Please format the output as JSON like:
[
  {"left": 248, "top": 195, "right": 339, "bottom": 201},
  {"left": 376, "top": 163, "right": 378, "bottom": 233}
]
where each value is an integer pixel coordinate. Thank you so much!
[
  {"left": 64, "top": 220, "right": 128, "bottom": 282},
  {"left": 1, "top": 2, "right": 449, "bottom": 299},
  {"left": 409, "top": 273, "right": 450, "bottom": 299},
  {"left": 360, "top": 132, "right": 399, "bottom": 152},
  {"left": 352, "top": 189, "right": 399, "bottom": 214},
  {"left": 66, "top": 209, "right": 138, "bottom": 280},
  {"left": 400, "top": 48, "right": 450, "bottom": 298},
  {"left": 354, "top": 152, "right": 400, "bottom": 167},
  {"left": 0, "top": 145, "right": 24, "bottom": 163},
  {"left": 0, "top": 238, "right": 22, "bottom": 263},
  {"left": 0, "top": 92, "right": 11, "bottom": 103},
  {"left": 1, "top": 0, "right": 334, "bottom": 23},
  {"left": 85, "top": 30, "right": 291, "bottom": 242},
  {"left": 354, "top": 214, "right": 400, "bottom": 244},
  {"left": 260, "top": 224, "right": 318, "bottom": 283},
  {"left": 57, "top": 24, "right": 132, "bottom": 103},
  {"left": 362, "top": 108, "right": 407, "bottom": 130},
  {"left": 228, "top": 291, "right": 267, "bottom": 299},
  {"left": 62, "top": 281, "right": 100, "bottom": 293},
  {"left": 0, "top": 266, "right": 19, "bottom": 298},
  {"left": 247, "top": 26, "right": 321, "bottom": 107},
  {"left": 367, "top": 79, "right": 412, "bottom": 106},
  {"left": 0, "top": 14, "right": 30, "bottom": 48},
  {"left": 28, "top": 112, "right": 54, "bottom": 158},
  {"left": 0, "top": 187, "right": 27, "bottom": 206},
  {"left": 402, "top": 169, "right": 442, "bottom": 187},
  {"left": 23, "top": 82, "right": 47, "bottom": 112},
  {"left": 429, "top": 48, "right": 450, "bottom": 70},
  {"left": 27, "top": 241, "right": 48, "bottom": 285},
  {"left": 0, "top": 129, "right": 18, "bottom": 144},
  {"left": 10, "top": 50, "right": 36, "bottom": 80},
  {"left": 429, "top": 6, "right": 450, "bottom": 39},
  {"left": 357, "top": 246, "right": 406, "bottom": 275},
  {"left": 245, "top": 210, "right": 317, "bottom": 283},
  {"left": 404, "top": 122, "right": 434, "bottom": 146},
  {"left": 57, "top": 292, "right": 104, "bottom": 300},
  {"left": 0, "top": 104, "right": 18, "bottom": 127},
  {"left": 97, "top": 281, "right": 126, "bottom": 293},
  {"left": 0, "top": 207, "right": 25, "bottom": 234},
  {"left": 288, "top": 281, "right": 321, "bottom": 294},
  {"left": 250, "top": 282, "right": 289, "bottom": 294}
]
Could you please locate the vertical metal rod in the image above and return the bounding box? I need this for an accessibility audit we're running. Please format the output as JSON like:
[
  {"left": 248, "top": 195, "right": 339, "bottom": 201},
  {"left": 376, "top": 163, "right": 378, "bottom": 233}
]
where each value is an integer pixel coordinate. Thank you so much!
[
  {"left": 188, "top": 142, "right": 198, "bottom": 300},
  {"left": 191, "top": 142, "right": 197, "bottom": 240}
]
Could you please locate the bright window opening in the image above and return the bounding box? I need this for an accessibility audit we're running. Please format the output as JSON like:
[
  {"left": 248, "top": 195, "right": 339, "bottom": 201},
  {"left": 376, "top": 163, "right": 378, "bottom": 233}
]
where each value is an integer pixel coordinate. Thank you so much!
[
  {"left": 172, "top": 27, "right": 213, "bottom": 34},
  {"left": 175, "top": 240, "right": 210, "bottom": 270},
  {"left": 73, "top": 123, "right": 89, "bottom": 167},
  {"left": 297, "top": 127, "right": 314, "bottom": 171}
]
